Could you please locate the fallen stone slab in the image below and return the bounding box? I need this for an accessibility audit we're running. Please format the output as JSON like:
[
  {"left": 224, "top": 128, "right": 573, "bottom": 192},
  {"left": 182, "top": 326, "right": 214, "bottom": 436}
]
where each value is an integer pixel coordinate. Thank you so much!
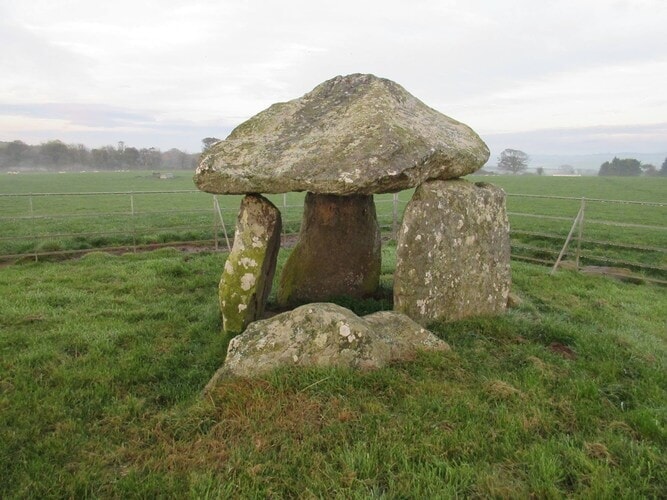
[
  {"left": 219, "top": 194, "right": 282, "bottom": 334},
  {"left": 204, "top": 303, "right": 450, "bottom": 385},
  {"left": 195, "top": 73, "right": 489, "bottom": 196},
  {"left": 394, "top": 179, "right": 511, "bottom": 325}
]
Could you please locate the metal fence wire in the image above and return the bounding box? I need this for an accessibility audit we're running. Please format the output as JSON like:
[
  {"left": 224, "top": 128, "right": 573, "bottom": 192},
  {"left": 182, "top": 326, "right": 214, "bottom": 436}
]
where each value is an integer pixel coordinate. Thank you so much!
[{"left": 0, "top": 190, "right": 665, "bottom": 284}]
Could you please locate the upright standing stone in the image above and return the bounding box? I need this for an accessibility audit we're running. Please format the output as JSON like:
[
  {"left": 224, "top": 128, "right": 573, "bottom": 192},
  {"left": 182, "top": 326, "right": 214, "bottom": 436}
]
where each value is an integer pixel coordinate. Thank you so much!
[
  {"left": 277, "top": 193, "right": 381, "bottom": 306},
  {"left": 219, "top": 194, "right": 282, "bottom": 334},
  {"left": 394, "top": 179, "right": 511, "bottom": 325}
]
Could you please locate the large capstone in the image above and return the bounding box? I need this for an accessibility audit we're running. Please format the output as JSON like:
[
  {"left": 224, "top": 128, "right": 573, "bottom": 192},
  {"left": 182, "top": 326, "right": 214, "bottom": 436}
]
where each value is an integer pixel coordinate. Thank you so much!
[
  {"left": 195, "top": 73, "right": 489, "bottom": 196},
  {"left": 204, "top": 303, "right": 450, "bottom": 383},
  {"left": 394, "top": 179, "right": 511, "bottom": 325},
  {"left": 277, "top": 193, "right": 381, "bottom": 306},
  {"left": 219, "top": 194, "right": 282, "bottom": 334}
]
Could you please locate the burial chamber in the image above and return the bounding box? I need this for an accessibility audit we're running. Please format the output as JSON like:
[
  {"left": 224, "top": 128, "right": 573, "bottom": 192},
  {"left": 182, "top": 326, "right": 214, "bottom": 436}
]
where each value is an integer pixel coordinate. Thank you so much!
[{"left": 194, "top": 73, "right": 509, "bottom": 334}]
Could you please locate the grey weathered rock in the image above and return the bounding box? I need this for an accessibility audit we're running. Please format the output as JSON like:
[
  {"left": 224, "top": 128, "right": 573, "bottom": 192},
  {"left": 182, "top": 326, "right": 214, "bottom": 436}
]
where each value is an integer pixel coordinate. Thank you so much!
[
  {"left": 277, "top": 193, "right": 381, "bottom": 305},
  {"left": 394, "top": 179, "right": 511, "bottom": 325},
  {"left": 219, "top": 194, "right": 282, "bottom": 334},
  {"left": 195, "top": 74, "right": 489, "bottom": 196},
  {"left": 204, "top": 303, "right": 450, "bottom": 383}
]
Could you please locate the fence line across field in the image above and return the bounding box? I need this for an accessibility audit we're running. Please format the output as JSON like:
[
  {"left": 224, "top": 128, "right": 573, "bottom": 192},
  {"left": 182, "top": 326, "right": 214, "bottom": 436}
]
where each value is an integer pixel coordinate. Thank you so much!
[{"left": 0, "top": 190, "right": 664, "bottom": 284}]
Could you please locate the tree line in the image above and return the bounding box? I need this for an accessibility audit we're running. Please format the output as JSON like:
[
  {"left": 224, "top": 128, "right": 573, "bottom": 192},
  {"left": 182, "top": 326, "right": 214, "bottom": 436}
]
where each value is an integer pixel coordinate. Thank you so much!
[
  {"left": 496, "top": 148, "right": 667, "bottom": 176},
  {"left": 598, "top": 157, "right": 666, "bottom": 176},
  {"left": 0, "top": 139, "right": 200, "bottom": 171}
]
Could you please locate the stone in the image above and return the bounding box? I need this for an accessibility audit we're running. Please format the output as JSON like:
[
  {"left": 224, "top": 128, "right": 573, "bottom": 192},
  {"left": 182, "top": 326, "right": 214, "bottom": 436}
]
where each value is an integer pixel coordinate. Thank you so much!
[
  {"left": 507, "top": 292, "right": 523, "bottom": 308},
  {"left": 277, "top": 193, "right": 381, "bottom": 306},
  {"left": 195, "top": 74, "right": 489, "bottom": 196},
  {"left": 204, "top": 303, "right": 450, "bottom": 383},
  {"left": 219, "top": 194, "right": 282, "bottom": 334},
  {"left": 394, "top": 179, "right": 511, "bottom": 325}
]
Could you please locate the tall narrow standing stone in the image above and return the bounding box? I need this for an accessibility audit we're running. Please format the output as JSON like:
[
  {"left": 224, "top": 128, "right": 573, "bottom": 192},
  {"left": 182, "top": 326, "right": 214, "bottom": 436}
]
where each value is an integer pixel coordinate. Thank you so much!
[
  {"left": 394, "top": 179, "right": 511, "bottom": 325},
  {"left": 219, "top": 194, "right": 282, "bottom": 334},
  {"left": 277, "top": 193, "right": 381, "bottom": 306}
]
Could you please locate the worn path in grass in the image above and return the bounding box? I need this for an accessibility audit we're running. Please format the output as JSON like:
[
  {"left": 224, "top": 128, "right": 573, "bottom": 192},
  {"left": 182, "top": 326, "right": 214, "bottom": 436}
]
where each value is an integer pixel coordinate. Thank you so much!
[{"left": 0, "top": 247, "right": 665, "bottom": 497}]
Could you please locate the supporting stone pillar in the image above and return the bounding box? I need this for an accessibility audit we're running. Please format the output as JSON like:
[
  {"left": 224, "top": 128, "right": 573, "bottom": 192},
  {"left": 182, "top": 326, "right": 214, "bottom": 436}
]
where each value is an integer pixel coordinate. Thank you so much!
[
  {"left": 277, "top": 193, "right": 381, "bottom": 306},
  {"left": 219, "top": 194, "right": 282, "bottom": 334},
  {"left": 394, "top": 179, "right": 511, "bottom": 325}
]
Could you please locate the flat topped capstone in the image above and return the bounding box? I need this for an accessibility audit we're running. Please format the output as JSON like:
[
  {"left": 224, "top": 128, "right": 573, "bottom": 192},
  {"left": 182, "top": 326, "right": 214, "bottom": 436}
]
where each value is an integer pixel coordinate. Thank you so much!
[{"left": 195, "top": 73, "right": 489, "bottom": 196}]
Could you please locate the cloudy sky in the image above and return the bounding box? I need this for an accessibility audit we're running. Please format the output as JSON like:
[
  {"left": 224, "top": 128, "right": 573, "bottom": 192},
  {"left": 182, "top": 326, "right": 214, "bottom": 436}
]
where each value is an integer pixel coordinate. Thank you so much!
[{"left": 1, "top": 0, "right": 665, "bottom": 157}]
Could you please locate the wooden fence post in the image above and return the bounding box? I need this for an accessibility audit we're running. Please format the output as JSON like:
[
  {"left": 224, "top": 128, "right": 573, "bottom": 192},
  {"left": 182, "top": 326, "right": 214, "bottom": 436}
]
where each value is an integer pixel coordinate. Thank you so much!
[
  {"left": 130, "top": 193, "right": 137, "bottom": 253},
  {"left": 551, "top": 204, "right": 584, "bottom": 275},
  {"left": 575, "top": 197, "right": 586, "bottom": 269},
  {"left": 29, "top": 194, "right": 38, "bottom": 262}
]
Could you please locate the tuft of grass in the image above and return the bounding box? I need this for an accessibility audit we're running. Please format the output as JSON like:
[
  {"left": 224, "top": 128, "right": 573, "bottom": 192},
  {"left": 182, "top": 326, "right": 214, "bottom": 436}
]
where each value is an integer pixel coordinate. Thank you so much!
[{"left": 0, "top": 250, "right": 665, "bottom": 497}]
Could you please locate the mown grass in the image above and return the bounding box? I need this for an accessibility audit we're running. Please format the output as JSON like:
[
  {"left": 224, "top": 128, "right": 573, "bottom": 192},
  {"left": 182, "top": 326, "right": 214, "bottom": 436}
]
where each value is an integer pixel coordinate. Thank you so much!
[{"left": 1, "top": 247, "right": 665, "bottom": 497}]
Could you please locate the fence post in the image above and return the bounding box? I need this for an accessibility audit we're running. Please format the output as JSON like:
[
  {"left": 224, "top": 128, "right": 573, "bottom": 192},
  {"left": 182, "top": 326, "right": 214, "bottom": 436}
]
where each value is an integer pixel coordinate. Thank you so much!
[
  {"left": 213, "top": 196, "right": 232, "bottom": 252},
  {"left": 282, "top": 193, "right": 288, "bottom": 239},
  {"left": 392, "top": 193, "right": 399, "bottom": 240},
  {"left": 551, "top": 204, "right": 584, "bottom": 275},
  {"left": 575, "top": 197, "right": 586, "bottom": 269},
  {"left": 29, "top": 194, "right": 38, "bottom": 262},
  {"left": 130, "top": 192, "right": 137, "bottom": 253},
  {"left": 213, "top": 196, "right": 219, "bottom": 251}
]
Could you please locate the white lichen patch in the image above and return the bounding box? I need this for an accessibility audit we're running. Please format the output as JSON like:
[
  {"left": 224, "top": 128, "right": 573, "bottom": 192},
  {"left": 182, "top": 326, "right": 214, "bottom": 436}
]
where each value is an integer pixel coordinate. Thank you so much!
[
  {"left": 240, "top": 273, "right": 256, "bottom": 291},
  {"left": 339, "top": 323, "right": 351, "bottom": 337},
  {"left": 224, "top": 260, "right": 234, "bottom": 274},
  {"left": 239, "top": 257, "right": 258, "bottom": 268},
  {"left": 238, "top": 303, "right": 247, "bottom": 313},
  {"left": 251, "top": 236, "right": 263, "bottom": 248},
  {"left": 339, "top": 172, "right": 355, "bottom": 184}
]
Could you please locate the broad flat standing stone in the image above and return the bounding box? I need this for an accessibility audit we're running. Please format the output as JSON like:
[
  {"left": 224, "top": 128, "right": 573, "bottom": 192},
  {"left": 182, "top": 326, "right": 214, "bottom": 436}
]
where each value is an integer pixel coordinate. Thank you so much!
[
  {"left": 394, "top": 179, "right": 511, "bottom": 325},
  {"left": 277, "top": 193, "right": 381, "bottom": 306},
  {"left": 219, "top": 194, "right": 282, "bottom": 334}
]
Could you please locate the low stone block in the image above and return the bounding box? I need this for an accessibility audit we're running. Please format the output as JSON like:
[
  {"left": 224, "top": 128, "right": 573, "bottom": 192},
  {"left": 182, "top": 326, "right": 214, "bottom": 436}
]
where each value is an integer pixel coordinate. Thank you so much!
[
  {"left": 394, "top": 179, "right": 511, "bottom": 325},
  {"left": 204, "top": 303, "right": 450, "bottom": 384},
  {"left": 219, "top": 194, "right": 281, "bottom": 334}
]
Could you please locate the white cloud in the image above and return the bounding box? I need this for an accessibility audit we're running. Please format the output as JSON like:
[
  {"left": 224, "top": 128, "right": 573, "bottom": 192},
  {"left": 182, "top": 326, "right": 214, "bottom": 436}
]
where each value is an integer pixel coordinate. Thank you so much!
[{"left": 1, "top": 0, "right": 665, "bottom": 152}]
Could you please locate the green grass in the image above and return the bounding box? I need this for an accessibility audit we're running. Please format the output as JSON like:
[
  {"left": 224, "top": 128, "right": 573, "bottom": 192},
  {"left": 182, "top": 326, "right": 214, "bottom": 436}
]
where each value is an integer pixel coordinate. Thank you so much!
[
  {"left": 1, "top": 247, "right": 665, "bottom": 497},
  {"left": 1, "top": 172, "right": 665, "bottom": 278}
]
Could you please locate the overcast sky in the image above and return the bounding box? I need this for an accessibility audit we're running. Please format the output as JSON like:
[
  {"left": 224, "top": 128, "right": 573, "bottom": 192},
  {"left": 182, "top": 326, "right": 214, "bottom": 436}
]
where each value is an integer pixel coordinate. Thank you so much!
[{"left": 1, "top": 0, "right": 665, "bottom": 157}]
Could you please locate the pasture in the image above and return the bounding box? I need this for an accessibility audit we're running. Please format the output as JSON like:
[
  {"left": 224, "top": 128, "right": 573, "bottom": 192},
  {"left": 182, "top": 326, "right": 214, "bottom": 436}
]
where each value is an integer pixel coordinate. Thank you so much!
[
  {"left": 1, "top": 171, "right": 665, "bottom": 280},
  {"left": 1, "top": 244, "right": 665, "bottom": 497},
  {"left": 0, "top": 172, "right": 665, "bottom": 496}
]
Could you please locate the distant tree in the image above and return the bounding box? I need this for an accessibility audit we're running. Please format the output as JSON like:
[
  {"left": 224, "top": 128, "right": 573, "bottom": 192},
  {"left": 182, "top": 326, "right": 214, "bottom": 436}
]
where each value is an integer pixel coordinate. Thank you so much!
[
  {"left": 139, "top": 147, "right": 162, "bottom": 168},
  {"left": 162, "top": 148, "right": 190, "bottom": 169},
  {"left": 67, "top": 144, "right": 90, "bottom": 166},
  {"left": 641, "top": 164, "right": 658, "bottom": 176},
  {"left": 202, "top": 137, "right": 220, "bottom": 152},
  {"left": 5, "top": 140, "right": 29, "bottom": 166},
  {"left": 598, "top": 157, "right": 642, "bottom": 176},
  {"left": 536, "top": 167, "right": 544, "bottom": 176},
  {"left": 498, "top": 149, "right": 529, "bottom": 174},
  {"left": 661, "top": 157, "right": 667, "bottom": 176},
  {"left": 122, "top": 147, "right": 140, "bottom": 167},
  {"left": 40, "top": 140, "right": 70, "bottom": 166}
]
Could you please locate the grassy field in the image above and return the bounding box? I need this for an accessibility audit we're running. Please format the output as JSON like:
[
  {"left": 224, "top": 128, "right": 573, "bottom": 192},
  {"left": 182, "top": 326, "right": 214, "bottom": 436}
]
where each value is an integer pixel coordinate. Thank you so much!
[
  {"left": 1, "top": 171, "right": 665, "bottom": 278},
  {"left": 0, "top": 246, "right": 665, "bottom": 497}
]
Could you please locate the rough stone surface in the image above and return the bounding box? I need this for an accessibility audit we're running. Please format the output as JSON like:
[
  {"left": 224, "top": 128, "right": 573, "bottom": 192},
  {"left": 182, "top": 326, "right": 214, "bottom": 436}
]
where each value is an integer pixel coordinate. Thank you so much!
[
  {"left": 219, "top": 194, "right": 282, "bottom": 334},
  {"left": 277, "top": 193, "right": 381, "bottom": 306},
  {"left": 195, "top": 74, "right": 489, "bottom": 196},
  {"left": 394, "top": 179, "right": 511, "bottom": 325},
  {"left": 204, "top": 303, "right": 450, "bottom": 383}
]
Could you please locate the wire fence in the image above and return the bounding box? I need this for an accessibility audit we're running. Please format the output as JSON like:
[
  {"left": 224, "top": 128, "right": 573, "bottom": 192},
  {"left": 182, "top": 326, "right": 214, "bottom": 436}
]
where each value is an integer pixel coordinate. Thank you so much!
[{"left": 1, "top": 190, "right": 665, "bottom": 284}]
